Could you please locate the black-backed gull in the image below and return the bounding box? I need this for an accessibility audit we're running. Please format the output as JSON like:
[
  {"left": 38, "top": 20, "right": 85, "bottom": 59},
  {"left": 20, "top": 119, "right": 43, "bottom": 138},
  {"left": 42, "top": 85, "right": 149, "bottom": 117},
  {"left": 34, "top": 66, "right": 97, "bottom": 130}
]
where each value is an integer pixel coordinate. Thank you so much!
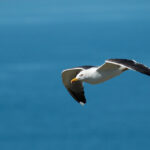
[{"left": 61, "top": 59, "right": 150, "bottom": 105}]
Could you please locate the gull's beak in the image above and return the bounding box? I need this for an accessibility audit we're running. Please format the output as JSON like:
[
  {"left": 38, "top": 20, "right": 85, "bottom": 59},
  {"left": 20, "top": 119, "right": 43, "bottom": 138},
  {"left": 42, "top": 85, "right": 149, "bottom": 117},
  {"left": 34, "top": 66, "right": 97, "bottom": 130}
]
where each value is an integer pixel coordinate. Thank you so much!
[{"left": 71, "top": 78, "right": 78, "bottom": 83}]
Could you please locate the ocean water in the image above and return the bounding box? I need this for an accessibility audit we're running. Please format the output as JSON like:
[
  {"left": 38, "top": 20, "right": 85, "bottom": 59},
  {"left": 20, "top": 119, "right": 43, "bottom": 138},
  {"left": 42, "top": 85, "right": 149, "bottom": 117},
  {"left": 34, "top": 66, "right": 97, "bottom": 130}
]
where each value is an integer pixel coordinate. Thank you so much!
[{"left": 0, "top": 0, "right": 150, "bottom": 150}]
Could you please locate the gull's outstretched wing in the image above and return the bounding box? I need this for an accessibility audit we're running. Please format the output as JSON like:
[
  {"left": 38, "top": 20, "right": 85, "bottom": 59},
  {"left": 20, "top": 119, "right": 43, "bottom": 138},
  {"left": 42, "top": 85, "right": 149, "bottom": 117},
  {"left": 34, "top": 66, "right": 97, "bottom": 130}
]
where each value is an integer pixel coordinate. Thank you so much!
[
  {"left": 61, "top": 67, "right": 86, "bottom": 105},
  {"left": 96, "top": 60, "right": 127, "bottom": 83},
  {"left": 97, "top": 59, "right": 150, "bottom": 83},
  {"left": 106, "top": 59, "right": 150, "bottom": 76}
]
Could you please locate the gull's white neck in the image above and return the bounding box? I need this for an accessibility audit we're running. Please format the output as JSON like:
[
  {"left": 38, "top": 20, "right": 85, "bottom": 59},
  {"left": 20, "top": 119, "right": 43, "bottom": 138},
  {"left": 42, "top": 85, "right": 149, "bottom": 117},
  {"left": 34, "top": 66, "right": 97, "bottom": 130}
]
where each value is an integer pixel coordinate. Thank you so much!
[{"left": 83, "top": 67, "right": 101, "bottom": 84}]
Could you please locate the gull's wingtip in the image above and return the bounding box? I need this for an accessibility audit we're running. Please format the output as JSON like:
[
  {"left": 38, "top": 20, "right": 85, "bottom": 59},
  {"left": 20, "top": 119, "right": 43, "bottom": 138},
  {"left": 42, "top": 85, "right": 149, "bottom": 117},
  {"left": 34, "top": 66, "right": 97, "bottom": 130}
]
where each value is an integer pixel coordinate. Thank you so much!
[{"left": 79, "top": 102, "right": 85, "bottom": 106}]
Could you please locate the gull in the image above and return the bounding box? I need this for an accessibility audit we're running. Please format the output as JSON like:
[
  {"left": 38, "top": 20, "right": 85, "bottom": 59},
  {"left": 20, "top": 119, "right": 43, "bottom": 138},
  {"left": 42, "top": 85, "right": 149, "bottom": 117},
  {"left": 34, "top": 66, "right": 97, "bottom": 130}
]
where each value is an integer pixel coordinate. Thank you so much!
[{"left": 61, "top": 59, "right": 150, "bottom": 105}]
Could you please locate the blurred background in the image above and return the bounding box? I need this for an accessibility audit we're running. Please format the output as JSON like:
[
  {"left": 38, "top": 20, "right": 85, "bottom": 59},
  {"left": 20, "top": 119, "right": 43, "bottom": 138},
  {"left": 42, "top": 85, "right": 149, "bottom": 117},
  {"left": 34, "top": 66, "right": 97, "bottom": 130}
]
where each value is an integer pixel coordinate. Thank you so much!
[{"left": 0, "top": 0, "right": 150, "bottom": 149}]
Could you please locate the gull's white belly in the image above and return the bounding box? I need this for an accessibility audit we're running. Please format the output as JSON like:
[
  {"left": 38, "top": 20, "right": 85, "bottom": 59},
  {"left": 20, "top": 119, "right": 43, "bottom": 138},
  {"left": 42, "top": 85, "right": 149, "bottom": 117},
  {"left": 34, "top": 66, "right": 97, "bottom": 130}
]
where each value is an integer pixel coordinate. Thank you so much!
[{"left": 84, "top": 70, "right": 123, "bottom": 84}]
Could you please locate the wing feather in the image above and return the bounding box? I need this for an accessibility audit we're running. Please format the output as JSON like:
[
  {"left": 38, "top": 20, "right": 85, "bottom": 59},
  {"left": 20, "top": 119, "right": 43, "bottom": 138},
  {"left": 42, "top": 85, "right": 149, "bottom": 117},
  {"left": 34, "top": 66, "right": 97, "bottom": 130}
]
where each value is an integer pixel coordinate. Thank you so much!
[
  {"left": 61, "top": 68, "right": 86, "bottom": 104},
  {"left": 107, "top": 59, "right": 150, "bottom": 76},
  {"left": 96, "top": 61, "right": 126, "bottom": 83}
]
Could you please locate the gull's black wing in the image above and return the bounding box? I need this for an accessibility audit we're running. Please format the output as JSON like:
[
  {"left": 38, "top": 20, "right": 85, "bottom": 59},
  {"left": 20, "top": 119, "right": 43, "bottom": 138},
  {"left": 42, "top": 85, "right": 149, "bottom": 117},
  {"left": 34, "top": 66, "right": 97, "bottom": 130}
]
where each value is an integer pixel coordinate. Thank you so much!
[
  {"left": 106, "top": 59, "right": 150, "bottom": 76},
  {"left": 61, "top": 67, "right": 86, "bottom": 104}
]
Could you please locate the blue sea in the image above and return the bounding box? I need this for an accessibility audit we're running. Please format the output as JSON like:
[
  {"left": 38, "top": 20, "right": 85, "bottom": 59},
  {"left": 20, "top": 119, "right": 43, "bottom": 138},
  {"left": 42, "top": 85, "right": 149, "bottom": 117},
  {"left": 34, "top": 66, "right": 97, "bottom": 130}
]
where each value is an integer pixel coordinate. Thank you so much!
[{"left": 0, "top": 0, "right": 150, "bottom": 149}]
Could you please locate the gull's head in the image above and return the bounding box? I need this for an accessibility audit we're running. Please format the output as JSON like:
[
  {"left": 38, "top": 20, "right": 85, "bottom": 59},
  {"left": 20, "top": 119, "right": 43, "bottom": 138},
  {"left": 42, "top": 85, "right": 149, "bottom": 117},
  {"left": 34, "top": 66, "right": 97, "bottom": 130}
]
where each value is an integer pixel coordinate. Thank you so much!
[{"left": 71, "top": 71, "right": 86, "bottom": 83}]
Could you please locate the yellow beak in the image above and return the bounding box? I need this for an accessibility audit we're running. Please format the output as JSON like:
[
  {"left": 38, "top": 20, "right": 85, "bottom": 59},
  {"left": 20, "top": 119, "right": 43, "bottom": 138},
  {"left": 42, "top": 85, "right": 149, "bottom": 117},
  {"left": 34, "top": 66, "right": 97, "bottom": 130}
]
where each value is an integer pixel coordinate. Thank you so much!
[{"left": 71, "top": 78, "right": 78, "bottom": 83}]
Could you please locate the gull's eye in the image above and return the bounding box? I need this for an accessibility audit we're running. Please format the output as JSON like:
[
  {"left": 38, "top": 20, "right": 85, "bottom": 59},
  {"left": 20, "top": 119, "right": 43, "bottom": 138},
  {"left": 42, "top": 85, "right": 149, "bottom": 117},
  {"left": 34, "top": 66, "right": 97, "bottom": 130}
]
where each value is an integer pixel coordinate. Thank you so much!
[{"left": 80, "top": 74, "right": 83, "bottom": 77}]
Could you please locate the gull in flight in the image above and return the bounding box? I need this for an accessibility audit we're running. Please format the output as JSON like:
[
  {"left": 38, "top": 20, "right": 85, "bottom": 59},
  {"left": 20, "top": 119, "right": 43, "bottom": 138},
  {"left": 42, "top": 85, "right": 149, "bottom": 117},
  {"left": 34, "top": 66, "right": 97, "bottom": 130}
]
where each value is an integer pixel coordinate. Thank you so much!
[{"left": 61, "top": 59, "right": 150, "bottom": 105}]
